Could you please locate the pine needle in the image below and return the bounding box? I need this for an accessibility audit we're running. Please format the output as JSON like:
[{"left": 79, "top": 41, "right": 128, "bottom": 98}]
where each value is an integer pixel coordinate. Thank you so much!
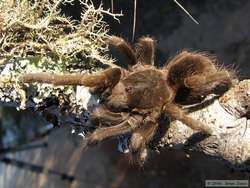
[
  {"left": 132, "top": 0, "right": 137, "bottom": 42},
  {"left": 174, "top": 0, "right": 199, "bottom": 25}
]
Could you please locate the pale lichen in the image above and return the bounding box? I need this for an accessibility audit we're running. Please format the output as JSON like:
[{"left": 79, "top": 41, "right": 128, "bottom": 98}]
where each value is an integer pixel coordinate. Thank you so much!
[
  {"left": 0, "top": 0, "right": 122, "bottom": 64},
  {"left": 0, "top": 0, "right": 122, "bottom": 109}
]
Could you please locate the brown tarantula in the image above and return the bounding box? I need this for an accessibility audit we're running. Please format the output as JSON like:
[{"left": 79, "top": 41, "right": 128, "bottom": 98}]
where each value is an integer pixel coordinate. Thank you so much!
[{"left": 21, "top": 36, "right": 233, "bottom": 164}]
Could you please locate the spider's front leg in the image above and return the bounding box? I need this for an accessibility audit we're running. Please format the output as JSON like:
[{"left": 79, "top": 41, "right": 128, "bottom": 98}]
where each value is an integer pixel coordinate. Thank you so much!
[
  {"left": 163, "top": 102, "right": 213, "bottom": 135},
  {"left": 20, "top": 68, "right": 121, "bottom": 90},
  {"left": 87, "top": 114, "right": 143, "bottom": 145},
  {"left": 130, "top": 122, "right": 158, "bottom": 152},
  {"left": 127, "top": 109, "right": 160, "bottom": 164},
  {"left": 90, "top": 106, "right": 129, "bottom": 126},
  {"left": 129, "top": 110, "right": 160, "bottom": 151},
  {"left": 129, "top": 121, "right": 158, "bottom": 165}
]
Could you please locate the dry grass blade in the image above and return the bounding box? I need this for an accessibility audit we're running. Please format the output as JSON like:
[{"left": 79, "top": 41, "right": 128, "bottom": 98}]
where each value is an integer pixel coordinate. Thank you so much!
[{"left": 111, "top": 0, "right": 114, "bottom": 13}]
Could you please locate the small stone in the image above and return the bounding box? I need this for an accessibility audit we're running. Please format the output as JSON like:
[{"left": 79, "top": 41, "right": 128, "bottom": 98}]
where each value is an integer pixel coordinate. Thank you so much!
[
  {"left": 168, "top": 133, "right": 173, "bottom": 138},
  {"left": 78, "top": 132, "right": 85, "bottom": 138}
]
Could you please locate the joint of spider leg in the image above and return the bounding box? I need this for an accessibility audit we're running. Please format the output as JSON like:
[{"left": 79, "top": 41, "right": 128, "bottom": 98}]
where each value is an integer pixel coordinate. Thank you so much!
[{"left": 139, "top": 148, "right": 148, "bottom": 164}]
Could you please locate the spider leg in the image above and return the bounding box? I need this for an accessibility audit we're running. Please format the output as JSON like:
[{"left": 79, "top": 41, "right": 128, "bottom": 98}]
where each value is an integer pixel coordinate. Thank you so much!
[
  {"left": 165, "top": 51, "right": 217, "bottom": 88},
  {"left": 130, "top": 122, "right": 158, "bottom": 152},
  {"left": 108, "top": 36, "right": 137, "bottom": 66},
  {"left": 181, "top": 70, "right": 232, "bottom": 104},
  {"left": 87, "top": 114, "right": 143, "bottom": 145},
  {"left": 129, "top": 111, "right": 160, "bottom": 151},
  {"left": 135, "top": 36, "right": 155, "bottom": 65},
  {"left": 91, "top": 106, "right": 129, "bottom": 126},
  {"left": 184, "top": 70, "right": 232, "bottom": 91},
  {"left": 163, "top": 103, "right": 213, "bottom": 135},
  {"left": 165, "top": 51, "right": 234, "bottom": 104},
  {"left": 20, "top": 68, "right": 121, "bottom": 89},
  {"left": 129, "top": 121, "right": 158, "bottom": 164},
  {"left": 128, "top": 110, "right": 160, "bottom": 164}
]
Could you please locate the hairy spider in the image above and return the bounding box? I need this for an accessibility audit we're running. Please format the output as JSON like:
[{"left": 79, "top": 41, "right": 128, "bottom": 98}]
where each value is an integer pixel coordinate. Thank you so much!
[{"left": 20, "top": 36, "right": 234, "bottom": 164}]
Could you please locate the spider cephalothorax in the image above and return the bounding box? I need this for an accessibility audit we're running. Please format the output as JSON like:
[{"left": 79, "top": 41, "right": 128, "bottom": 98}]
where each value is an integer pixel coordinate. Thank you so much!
[{"left": 21, "top": 36, "right": 234, "bottom": 164}]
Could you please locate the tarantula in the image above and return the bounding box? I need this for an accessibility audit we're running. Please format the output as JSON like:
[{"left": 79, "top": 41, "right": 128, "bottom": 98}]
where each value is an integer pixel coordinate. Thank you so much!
[{"left": 20, "top": 36, "right": 233, "bottom": 164}]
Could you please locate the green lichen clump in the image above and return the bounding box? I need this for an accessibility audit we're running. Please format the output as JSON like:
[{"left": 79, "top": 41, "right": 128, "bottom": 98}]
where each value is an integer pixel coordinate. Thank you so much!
[{"left": 0, "top": 0, "right": 122, "bottom": 108}]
